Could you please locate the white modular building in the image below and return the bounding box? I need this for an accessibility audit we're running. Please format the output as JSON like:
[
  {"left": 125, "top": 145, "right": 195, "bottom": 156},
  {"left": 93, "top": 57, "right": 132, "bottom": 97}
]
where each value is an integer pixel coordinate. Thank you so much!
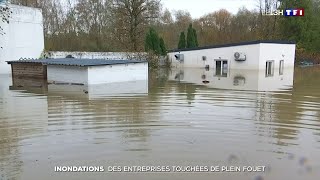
[
  {"left": 7, "top": 59, "right": 148, "bottom": 85},
  {"left": 0, "top": 4, "right": 44, "bottom": 74},
  {"left": 168, "top": 40, "right": 296, "bottom": 74}
]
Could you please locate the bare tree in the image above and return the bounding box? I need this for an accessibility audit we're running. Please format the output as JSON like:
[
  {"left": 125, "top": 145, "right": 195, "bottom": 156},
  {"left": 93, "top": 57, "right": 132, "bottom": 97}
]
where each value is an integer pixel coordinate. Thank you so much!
[
  {"left": 257, "top": 0, "right": 280, "bottom": 39},
  {"left": 0, "top": 4, "right": 11, "bottom": 35},
  {"left": 174, "top": 10, "right": 192, "bottom": 32},
  {"left": 110, "top": 0, "right": 161, "bottom": 51},
  {"left": 0, "top": 2, "right": 11, "bottom": 47}
]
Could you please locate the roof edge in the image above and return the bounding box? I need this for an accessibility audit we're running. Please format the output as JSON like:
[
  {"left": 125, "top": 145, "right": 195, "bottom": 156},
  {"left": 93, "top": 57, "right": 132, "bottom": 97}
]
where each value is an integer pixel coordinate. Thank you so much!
[
  {"left": 6, "top": 59, "right": 148, "bottom": 66},
  {"left": 169, "top": 40, "right": 296, "bottom": 53}
]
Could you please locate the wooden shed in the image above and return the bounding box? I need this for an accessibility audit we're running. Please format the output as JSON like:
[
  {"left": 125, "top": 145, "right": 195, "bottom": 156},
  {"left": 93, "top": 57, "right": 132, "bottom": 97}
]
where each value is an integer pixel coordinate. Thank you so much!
[{"left": 8, "top": 61, "right": 47, "bottom": 79}]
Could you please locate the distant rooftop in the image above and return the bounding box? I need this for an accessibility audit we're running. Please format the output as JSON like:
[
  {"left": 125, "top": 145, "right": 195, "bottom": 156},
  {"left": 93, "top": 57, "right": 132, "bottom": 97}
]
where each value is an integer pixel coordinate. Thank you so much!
[
  {"left": 7, "top": 58, "right": 146, "bottom": 67},
  {"left": 170, "top": 40, "right": 296, "bottom": 52}
]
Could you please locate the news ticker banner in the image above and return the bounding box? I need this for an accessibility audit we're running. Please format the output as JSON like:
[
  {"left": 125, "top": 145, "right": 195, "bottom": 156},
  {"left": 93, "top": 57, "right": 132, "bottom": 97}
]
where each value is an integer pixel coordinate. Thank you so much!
[{"left": 54, "top": 165, "right": 267, "bottom": 173}]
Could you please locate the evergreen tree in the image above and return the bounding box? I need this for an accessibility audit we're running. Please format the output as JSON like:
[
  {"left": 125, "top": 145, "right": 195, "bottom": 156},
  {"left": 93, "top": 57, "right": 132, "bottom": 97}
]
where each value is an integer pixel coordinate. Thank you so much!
[
  {"left": 159, "top": 37, "right": 167, "bottom": 55},
  {"left": 145, "top": 27, "right": 164, "bottom": 55},
  {"left": 178, "top": 32, "right": 186, "bottom": 49},
  {"left": 187, "top": 23, "right": 196, "bottom": 48},
  {"left": 193, "top": 28, "right": 199, "bottom": 47},
  {"left": 279, "top": 0, "right": 319, "bottom": 51},
  {"left": 145, "top": 32, "right": 152, "bottom": 52},
  {"left": 151, "top": 29, "right": 161, "bottom": 55}
]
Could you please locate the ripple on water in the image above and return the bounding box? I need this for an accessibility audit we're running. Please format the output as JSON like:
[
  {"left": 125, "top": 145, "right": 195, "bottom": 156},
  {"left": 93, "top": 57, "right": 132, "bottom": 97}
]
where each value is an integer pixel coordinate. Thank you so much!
[{"left": 1, "top": 68, "right": 320, "bottom": 179}]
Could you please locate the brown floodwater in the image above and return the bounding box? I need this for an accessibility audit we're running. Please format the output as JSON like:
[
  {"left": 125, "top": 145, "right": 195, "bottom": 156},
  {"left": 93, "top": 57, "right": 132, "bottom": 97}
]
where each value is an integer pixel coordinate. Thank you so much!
[{"left": 0, "top": 67, "right": 320, "bottom": 180}]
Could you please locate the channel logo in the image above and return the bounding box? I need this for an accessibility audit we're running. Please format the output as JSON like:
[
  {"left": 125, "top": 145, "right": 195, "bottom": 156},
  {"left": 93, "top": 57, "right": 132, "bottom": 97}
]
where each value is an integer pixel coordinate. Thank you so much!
[
  {"left": 284, "top": 9, "right": 305, "bottom": 16},
  {"left": 262, "top": 8, "right": 305, "bottom": 17}
]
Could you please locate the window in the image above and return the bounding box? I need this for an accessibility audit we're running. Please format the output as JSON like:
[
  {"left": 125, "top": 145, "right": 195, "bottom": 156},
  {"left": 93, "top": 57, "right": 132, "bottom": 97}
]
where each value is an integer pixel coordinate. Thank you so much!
[
  {"left": 202, "top": 56, "right": 207, "bottom": 61},
  {"left": 266, "top": 61, "right": 274, "bottom": 77},
  {"left": 279, "top": 60, "right": 284, "bottom": 75},
  {"left": 215, "top": 60, "right": 228, "bottom": 77}
]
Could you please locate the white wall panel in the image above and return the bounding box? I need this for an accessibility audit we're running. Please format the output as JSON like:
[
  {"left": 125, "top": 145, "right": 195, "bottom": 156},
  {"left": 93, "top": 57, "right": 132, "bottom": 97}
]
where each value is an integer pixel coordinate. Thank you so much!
[
  {"left": 47, "top": 65, "right": 88, "bottom": 85},
  {"left": 88, "top": 63, "right": 148, "bottom": 85}
]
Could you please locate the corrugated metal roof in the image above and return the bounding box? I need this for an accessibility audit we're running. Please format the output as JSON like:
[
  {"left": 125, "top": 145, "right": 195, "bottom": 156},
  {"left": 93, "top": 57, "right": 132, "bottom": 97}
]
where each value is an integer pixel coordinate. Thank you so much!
[{"left": 6, "top": 58, "right": 147, "bottom": 67}]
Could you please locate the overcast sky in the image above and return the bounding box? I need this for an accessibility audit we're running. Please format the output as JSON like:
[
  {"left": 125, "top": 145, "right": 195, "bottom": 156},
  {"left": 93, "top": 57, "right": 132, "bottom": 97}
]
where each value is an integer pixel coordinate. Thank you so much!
[{"left": 161, "top": 0, "right": 258, "bottom": 18}]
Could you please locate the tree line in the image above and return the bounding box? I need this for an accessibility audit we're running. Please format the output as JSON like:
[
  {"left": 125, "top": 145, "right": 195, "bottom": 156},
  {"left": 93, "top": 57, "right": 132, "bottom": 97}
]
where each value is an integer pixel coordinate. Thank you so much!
[{"left": 2, "top": 0, "right": 320, "bottom": 55}]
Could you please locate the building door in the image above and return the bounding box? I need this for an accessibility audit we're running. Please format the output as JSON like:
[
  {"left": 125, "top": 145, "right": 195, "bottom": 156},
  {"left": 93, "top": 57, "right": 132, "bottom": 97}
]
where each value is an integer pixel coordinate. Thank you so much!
[{"left": 215, "top": 60, "right": 228, "bottom": 77}]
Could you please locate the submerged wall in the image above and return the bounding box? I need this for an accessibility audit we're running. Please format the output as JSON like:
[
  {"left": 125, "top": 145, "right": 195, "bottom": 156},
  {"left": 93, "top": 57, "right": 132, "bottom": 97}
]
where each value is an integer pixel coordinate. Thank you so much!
[
  {"left": 169, "top": 67, "right": 294, "bottom": 91},
  {"left": 47, "top": 65, "right": 88, "bottom": 85},
  {"left": 88, "top": 63, "right": 149, "bottom": 84},
  {"left": 0, "top": 4, "right": 44, "bottom": 74},
  {"left": 47, "top": 62, "right": 149, "bottom": 85}
]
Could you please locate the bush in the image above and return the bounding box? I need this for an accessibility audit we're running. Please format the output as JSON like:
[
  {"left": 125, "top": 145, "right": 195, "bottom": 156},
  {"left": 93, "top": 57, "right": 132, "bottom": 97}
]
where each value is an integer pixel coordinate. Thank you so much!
[
  {"left": 146, "top": 53, "right": 160, "bottom": 69},
  {"left": 295, "top": 49, "right": 320, "bottom": 65}
]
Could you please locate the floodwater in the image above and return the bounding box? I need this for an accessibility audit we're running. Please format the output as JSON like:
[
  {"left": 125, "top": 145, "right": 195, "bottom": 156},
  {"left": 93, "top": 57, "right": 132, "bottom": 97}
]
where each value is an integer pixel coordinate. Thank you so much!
[{"left": 0, "top": 67, "right": 320, "bottom": 180}]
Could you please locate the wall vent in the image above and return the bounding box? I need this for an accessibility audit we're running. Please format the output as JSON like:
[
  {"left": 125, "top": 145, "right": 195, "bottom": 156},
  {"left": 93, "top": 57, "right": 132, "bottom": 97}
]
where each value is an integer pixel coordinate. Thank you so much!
[{"left": 174, "top": 54, "right": 184, "bottom": 62}]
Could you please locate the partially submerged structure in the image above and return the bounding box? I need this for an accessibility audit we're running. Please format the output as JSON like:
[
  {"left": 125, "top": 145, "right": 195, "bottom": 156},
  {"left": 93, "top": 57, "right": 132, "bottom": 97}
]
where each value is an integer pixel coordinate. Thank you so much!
[
  {"left": 168, "top": 40, "right": 296, "bottom": 73},
  {"left": 169, "top": 67, "right": 294, "bottom": 91},
  {"left": 0, "top": 4, "right": 44, "bottom": 74},
  {"left": 7, "top": 59, "right": 148, "bottom": 85}
]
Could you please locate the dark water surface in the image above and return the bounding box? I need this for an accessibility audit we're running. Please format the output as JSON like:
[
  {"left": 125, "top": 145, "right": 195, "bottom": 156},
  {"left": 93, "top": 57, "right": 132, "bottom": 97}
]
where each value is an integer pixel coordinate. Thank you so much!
[{"left": 0, "top": 67, "right": 320, "bottom": 180}]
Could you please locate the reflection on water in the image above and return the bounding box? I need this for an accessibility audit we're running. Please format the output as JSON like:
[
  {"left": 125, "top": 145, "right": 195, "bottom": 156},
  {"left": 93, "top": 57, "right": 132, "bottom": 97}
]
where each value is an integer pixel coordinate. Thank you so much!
[
  {"left": 0, "top": 67, "right": 320, "bottom": 180},
  {"left": 170, "top": 67, "right": 294, "bottom": 91}
]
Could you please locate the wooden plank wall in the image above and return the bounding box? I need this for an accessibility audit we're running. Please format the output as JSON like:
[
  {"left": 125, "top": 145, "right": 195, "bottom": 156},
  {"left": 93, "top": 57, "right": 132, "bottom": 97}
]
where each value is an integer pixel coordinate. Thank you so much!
[
  {"left": 10, "top": 77, "right": 48, "bottom": 94},
  {"left": 11, "top": 63, "right": 47, "bottom": 79}
]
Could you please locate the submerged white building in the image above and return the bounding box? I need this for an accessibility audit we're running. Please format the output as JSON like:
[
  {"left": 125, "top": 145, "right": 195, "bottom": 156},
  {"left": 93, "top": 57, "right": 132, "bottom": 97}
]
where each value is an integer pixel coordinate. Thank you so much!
[
  {"left": 169, "top": 67, "right": 294, "bottom": 92},
  {"left": 7, "top": 59, "right": 148, "bottom": 85},
  {"left": 0, "top": 3, "right": 44, "bottom": 74},
  {"left": 168, "top": 40, "right": 296, "bottom": 74}
]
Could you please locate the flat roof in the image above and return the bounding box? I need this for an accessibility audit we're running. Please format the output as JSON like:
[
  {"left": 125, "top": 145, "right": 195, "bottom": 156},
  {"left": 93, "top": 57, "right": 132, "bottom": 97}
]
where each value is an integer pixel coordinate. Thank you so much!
[
  {"left": 170, "top": 40, "right": 296, "bottom": 53},
  {"left": 6, "top": 58, "right": 147, "bottom": 67}
]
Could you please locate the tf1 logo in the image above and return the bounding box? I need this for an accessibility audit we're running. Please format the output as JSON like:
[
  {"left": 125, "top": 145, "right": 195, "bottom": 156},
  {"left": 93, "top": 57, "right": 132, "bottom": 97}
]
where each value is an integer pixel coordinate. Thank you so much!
[{"left": 285, "top": 9, "right": 304, "bottom": 16}]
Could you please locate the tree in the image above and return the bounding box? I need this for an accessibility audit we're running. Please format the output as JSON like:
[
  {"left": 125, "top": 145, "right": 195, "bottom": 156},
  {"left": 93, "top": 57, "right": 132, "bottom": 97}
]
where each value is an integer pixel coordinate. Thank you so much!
[
  {"left": 145, "top": 27, "right": 161, "bottom": 55},
  {"left": 279, "top": 0, "right": 316, "bottom": 50},
  {"left": 187, "top": 23, "right": 196, "bottom": 48},
  {"left": 257, "top": 0, "right": 280, "bottom": 39},
  {"left": 0, "top": 3, "right": 10, "bottom": 34},
  {"left": 193, "top": 28, "right": 198, "bottom": 47},
  {"left": 0, "top": 2, "right": 11, "bottom": 48},
  {"left": 174, "top": 10, "right": 192, "bottom": 31},
  {"left": 111, "top": 0, "right": 161, "bottom": 51},
  {"left": 159, "top": 37, "right": 167, "bottom": 55},
  {"left": 161, "top": 8, "right": 173, "bottom": 24},
  {"left": 159, "top": 8, "right": 176, "bottom": 50},
  {"left": 230, "top": 7, "right": 259, "bottom": 42},
  {"left": 178, "top": 32, "right": 186, "bottom": 49}
]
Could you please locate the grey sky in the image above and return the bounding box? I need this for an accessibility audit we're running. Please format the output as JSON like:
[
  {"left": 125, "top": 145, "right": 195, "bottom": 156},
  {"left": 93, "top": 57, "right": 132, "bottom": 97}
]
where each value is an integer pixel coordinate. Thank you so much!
[{"left": 161, "top": 0, "right": 258, "bottom": 18}]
